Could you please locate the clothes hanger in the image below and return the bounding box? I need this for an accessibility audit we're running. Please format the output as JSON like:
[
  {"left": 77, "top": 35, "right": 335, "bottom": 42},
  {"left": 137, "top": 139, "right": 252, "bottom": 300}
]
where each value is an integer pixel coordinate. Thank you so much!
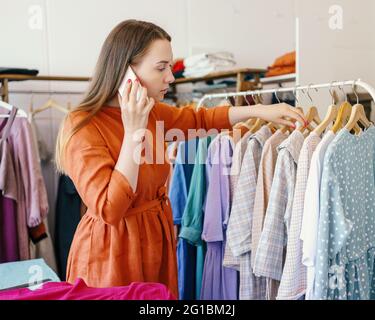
[
  {"left": 298, "top": 85, "right": 321, "bottom": 137},
  {"left": 233, "top": 94, "right": 256, "bottom": 130},
  {"left": 31, "top": 97, "right": 69, "bottom": 117},
  {"left": 331, "top": 84, "right": 361, "bottom": 134},
  {"left": 250, "top": 91, "right": 280, "bottom": 134},
  {"left": 250, "top": 118, "right": 265, "bottom": 133},
  {"left": 266, "top": 89, "right": 281, "bottom": 133},
  {"left": 280, "top": 88, "right": 300, "bottom": 134},
  {"left": 249, "top": 93, "right": 265, "bottom": 133},
  {"left": 313, "top": 82, "right": 338, "bottom": 136},
  {"left": 0, "top": 101, "right": 27, "bottom": 118},
  {"left": 344, "top": 82, "right": 373, "bottom": 133},
  {"left": 231, "top": 94, "right": 256, "bottom": 144}
]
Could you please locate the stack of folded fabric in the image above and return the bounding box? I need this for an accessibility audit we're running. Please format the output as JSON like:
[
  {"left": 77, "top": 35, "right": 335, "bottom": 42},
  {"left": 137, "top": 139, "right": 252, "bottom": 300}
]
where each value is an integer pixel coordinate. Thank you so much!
[
  {"left": 172, "top": 59, "right": 185, "bottom": 79},
  {"left": 0, "top": 67, "right": 39, "bottom": 76},
  {"left": 265, "top": 51, "right": 295, "bottom": 77},
  {"left": 183, "top": 52, "right": 236, "bottom": 78}
]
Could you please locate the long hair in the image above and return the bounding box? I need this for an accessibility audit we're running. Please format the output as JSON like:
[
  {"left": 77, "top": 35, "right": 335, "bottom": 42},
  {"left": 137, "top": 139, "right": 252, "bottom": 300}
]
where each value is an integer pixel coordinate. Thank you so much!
[{"left": 55, "top": 19, "right": 171, "bottom": 173}]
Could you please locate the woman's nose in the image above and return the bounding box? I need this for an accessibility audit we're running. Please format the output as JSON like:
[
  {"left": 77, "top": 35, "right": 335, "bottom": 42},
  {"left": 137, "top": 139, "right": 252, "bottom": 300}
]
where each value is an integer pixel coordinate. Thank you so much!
[{"left": 165, "top": 69, "right": 175, "bottom": 84}]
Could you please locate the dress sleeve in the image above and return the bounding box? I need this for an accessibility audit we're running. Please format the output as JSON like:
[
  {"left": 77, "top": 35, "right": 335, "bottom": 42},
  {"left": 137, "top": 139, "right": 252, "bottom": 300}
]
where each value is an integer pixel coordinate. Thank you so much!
[
  {"left": 154, "top": 102, "right": 232, "bottom": 140},
  {"left": 63, "top": 114, "right": 137, "bottom": 226}
]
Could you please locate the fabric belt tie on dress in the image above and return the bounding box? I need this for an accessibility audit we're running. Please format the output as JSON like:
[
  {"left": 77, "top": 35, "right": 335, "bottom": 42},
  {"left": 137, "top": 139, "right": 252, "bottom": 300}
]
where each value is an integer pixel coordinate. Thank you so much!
[{"left": 125, "top": 186, "right": 174, "bottom": 244}]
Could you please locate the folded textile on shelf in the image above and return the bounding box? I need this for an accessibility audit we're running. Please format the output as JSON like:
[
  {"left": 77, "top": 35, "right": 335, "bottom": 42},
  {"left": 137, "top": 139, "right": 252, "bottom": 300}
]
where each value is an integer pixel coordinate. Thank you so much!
[
  {"left": 183, "top": 65, "right": 235, "bottom": 78},
  {"left": 265, "top": 51, "right": 295, "bottom": 77},
  {"left": 183, "top": 52, "right": 236, "bottom": 77},
  {"left": 184, "top": 52, "right": 235, "bottom": 68},
  {"left": 182, "top": 52, "right": 236, "bottom": 77}
]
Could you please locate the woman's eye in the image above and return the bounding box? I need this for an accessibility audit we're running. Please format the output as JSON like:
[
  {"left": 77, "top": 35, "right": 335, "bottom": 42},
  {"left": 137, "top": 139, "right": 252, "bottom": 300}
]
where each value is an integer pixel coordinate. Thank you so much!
[{"left": 158, "top": 68, "right": 165, "bottom": 72}]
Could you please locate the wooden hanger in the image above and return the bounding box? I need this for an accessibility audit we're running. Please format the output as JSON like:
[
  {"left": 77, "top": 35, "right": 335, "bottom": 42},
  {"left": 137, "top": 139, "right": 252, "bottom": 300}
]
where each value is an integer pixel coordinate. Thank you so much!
[
  {"left": 331, "top": 101, "right": 351, "bottom": 133},
  {"left": 249, "top": 118, "right": 265, "bottom": 133},
  {"left": 298, "top": 106, "right": 321, "bottom": 137},
  {"left": 313, "top": 104, "right": 338, "bottom": 136},
  {"left": 313, "top": 84, "right": 338, "bottom": 136},
  {"left": 278, "top": 105, "right": 306, "bottom": 134},
  {"left": 31, "top": 98, "right": 69, "bottom": 117},
  {"left": 296, "top": 87, "right": 321, "bottom": 136},
  {"left": 279, "top": 116, "right": 294, "bottom": 134},
  {"left": 250, "top": 91, "right": 280, "bottom": 133},
  {"left": 344, "top": 103, "right": 372, "bottom": 133},
  {"left": 230, "top": 118, "right": 256, "bottom": 144},
  {"left": 229, "top": 94, "right": 257, "bottom": 140},
  {"left": 331, "top": 101, "right": 360, "bottom": 134},
  {"left": 267, "top": 121, "right": 279, "bottom": 133},
  {"left": 233, "top": 118, "right": 256, "bottom": 130},
  {"left": 276, "top": 89, "right": 298, "bottom": 134}
]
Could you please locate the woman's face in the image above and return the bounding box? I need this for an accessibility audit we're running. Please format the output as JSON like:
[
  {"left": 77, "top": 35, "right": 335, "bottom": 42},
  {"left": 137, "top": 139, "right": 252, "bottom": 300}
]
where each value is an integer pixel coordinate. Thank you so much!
[{"left": 132, "top": 39, "right": 175, "bottom": 102}]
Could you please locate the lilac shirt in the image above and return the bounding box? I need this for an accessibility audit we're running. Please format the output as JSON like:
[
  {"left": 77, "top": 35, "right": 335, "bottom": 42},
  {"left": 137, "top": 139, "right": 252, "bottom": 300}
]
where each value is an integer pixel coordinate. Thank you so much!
[{"left": 200, "top": 134, "right": 238, "bottom": 300}]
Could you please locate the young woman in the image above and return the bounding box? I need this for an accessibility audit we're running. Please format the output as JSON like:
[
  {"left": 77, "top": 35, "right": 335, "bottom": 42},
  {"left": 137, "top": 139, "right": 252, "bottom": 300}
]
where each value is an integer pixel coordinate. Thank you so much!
[{"left": 55, "top": 19, "right": 306, "bottom": 298}]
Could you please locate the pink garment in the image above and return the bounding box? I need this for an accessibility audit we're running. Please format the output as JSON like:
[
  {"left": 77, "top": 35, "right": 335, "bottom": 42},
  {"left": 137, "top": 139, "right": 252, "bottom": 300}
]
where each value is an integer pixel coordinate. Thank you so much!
[
  {"left": 0, "top": 278, "right": 177, "bottom": 300},
  {"left": 9, "top": 117, "right": 49, "bottom": 228},
  {"left": 0, "top": 113, "right": 50, "bottom": 260}
]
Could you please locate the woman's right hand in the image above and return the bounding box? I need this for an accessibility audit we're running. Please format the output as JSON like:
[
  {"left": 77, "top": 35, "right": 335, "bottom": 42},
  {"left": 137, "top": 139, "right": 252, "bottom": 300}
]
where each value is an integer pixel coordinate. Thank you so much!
[{"left": 119, "top": 79, "right": 155, "bottom": 139}]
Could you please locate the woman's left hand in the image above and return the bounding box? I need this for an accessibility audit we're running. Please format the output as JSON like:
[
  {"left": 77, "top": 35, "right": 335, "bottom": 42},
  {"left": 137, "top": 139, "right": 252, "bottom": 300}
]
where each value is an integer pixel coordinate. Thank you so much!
[
  {"left": 228, "top": 102, "right": 308, "bottom": 128},
  {"left": 253, "top": 103, "right": 308, "bottom": 128}
]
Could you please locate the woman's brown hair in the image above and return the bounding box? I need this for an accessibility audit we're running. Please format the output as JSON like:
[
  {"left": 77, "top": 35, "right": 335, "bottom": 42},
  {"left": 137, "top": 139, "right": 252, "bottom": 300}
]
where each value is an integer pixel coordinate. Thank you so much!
[{"left": 55, "top": 19, "right": 171, "bottom": 173}]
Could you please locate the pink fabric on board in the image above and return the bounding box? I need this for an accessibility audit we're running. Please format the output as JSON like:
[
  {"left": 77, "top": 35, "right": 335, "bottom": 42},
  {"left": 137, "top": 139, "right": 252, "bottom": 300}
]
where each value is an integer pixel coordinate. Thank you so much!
[{"left": 0, "top": 278, "right": 177, "bottom": 300}]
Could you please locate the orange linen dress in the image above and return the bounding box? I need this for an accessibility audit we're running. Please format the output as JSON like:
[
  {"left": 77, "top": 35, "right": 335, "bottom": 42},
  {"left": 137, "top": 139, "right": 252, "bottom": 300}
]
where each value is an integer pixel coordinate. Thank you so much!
[{"left": 63, "top": 102, "right": 232, "bottom": 298}]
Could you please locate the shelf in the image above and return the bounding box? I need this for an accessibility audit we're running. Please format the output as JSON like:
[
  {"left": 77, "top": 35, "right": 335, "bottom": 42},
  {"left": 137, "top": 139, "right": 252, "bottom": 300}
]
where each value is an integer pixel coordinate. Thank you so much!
[
  {"left": 0, "top": 74, "right": 91, "bottom": 82},
  {"left": 260, "top": 73, "right": 296, "bottom": 84},
  {"left": 0, "top": 74, "right": 91, "bottom": 102},
  {"left": 171, "top": 68, "right": 266, "bottom": 85}
]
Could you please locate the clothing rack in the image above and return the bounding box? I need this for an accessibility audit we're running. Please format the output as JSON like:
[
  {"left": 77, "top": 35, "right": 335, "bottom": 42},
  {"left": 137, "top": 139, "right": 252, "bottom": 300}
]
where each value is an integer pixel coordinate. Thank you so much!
[
  {"left": 196, "top": 79, "right": 375, "bottom": 109},
  {"left": 8, "top": 90, "right": 85, "bottom": 95},
  {"left": 0, "top": 101, "right": 27, "bottom": 118},
  {"left": 0, "top": 74, "right": 90, "bottom": 102}
]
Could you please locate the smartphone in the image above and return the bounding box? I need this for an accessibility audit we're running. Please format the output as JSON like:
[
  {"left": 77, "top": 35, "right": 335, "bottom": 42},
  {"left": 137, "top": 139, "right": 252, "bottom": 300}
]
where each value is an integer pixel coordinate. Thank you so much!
[{"left": 118, "top": 66, "right": 144, "bottom": 101}]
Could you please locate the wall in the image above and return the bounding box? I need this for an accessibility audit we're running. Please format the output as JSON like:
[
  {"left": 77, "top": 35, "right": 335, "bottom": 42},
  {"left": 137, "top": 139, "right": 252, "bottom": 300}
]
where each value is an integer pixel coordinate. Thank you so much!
[
  {"left": 296, "top": 0, "right": 375, "bottom": 117},
  {"left": 0, "top": 0, "right": 296, "bottom": 238},
  {"left": 1, "top": 0, "right": 296, "bottom": 92},
  {"left": 1, "top": 0, "right": 375, "bottom": 246}
]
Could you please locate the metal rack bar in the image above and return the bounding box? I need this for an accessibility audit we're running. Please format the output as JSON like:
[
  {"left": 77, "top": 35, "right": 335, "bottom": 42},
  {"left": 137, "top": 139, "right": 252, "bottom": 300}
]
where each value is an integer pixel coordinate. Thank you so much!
[{"left": 197, "top": 79, "right": 375, "bottom": 109}]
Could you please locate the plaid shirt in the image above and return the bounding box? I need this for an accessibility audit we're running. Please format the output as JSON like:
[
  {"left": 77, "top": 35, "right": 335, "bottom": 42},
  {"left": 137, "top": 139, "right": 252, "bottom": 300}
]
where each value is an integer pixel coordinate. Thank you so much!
[
  {"left": 253, "top": 130, "right": 304, "bottom": 283},
  {"left": 226, "top": 126, "right": 272, "bottom": 299},
  {"left": 277, "top": 132, "right": 321, "bottom": 300},
  {"left": 250, "top": 130, "right": 288, "bottom": 299},
  {"left": 223, "top": 130, "right": 254, "bottom": 270}
]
